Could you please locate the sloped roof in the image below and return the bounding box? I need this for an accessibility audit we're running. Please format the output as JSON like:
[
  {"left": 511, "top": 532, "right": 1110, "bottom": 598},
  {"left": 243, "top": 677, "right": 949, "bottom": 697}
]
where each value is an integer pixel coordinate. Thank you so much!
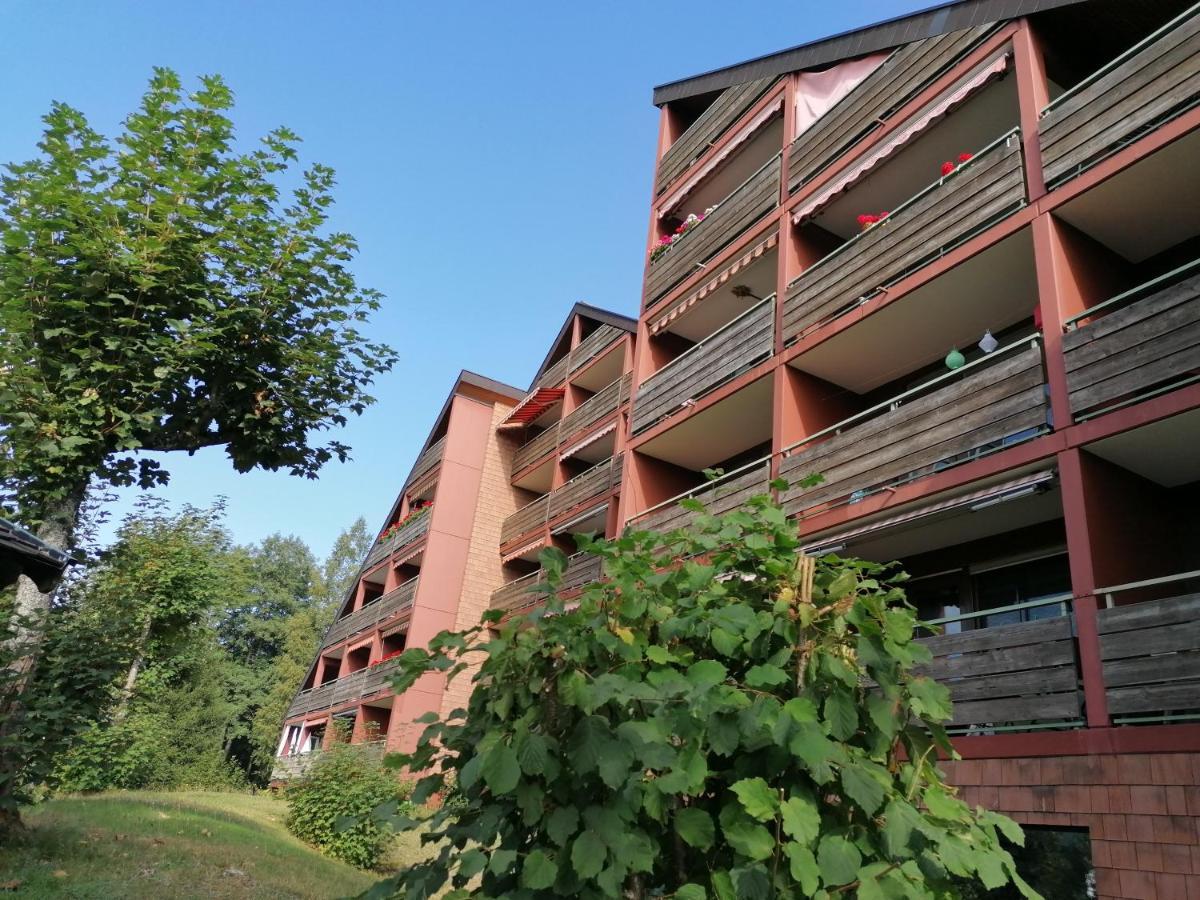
[
  {"left": 527, "top": 302, "right": 638, "bottom": 391},
  {"left": 0, "top": 517, "right": 72, "bottom": 592}
]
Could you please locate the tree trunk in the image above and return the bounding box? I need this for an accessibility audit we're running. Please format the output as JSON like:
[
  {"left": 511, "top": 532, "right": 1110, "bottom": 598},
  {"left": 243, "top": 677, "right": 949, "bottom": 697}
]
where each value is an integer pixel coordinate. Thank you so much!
[{"left": 110, "top": 617, "right": 153, "bottom": 724}]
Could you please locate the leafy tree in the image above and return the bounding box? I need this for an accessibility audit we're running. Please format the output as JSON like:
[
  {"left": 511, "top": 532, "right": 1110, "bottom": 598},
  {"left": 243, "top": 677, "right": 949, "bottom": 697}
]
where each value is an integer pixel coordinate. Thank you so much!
[
  {"left": 0, "top": 66, "right": 395, "bottom": 670},
  {"left": 376, "top": 488, "right": 1040, "bottom": 899}
]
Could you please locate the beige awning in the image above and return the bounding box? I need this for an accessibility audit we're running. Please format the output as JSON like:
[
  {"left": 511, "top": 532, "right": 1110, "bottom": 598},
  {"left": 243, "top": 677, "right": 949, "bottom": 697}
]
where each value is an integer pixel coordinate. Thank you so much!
[
  {"left": 559, "top": 422, "right": 616, "bottom": 461},
  {"left": 502, "top": 537, "right": 547, "bottom": 564},
  {"left": 650, "top": 232, "right": 778, "bottom": 335}
]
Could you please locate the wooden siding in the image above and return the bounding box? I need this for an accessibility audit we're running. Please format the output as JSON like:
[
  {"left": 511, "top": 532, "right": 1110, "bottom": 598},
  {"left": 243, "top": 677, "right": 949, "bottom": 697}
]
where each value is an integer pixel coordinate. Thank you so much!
[
  {"left": 512, "top": 425, "right": 559, "bottom": 474},
  {"left": 501, "top": 494, "right": 550, "bottom": 545},
  {"left": 1098, "top": 593, "right": 1200, "bottom": 719},
  {"left": 783, "top": 134, "right": 1025, "bottom": 342},
  {"left": 501, "top": 457, "right": 622, "bottom": 545},
  {"left": 645, "top": 154, "right": 781, "bottom": 308},
  {"left": 363, "top": 509, "right": 431, "bottom": 569},
  {"left": 787, "top": 25, "right": 996, "bottom": 193},
  {"left": 633, "top": 459, "right": 771, "bottom": 535},
  {"left": 1063, "top": 269, "right": 1200, "bottom": 420},
  {"left": 489, "top": 553, "right": 604, "bottom": 615},
  {"left": 1040, "top": 7, "right": 1200, "bottom": 188},
  {"left": 535, "top": 354, "right": 571, "bottom": 390},
  {"left": 513, "top": 374, "right": 631, "bottom": 474},
  {"left": 631, "top": 297, "right": 774, "bottom": 434},
  {"left": 287, "top": 669, "right": 367, "bottom": 719},
  {"left": 656, "top": 77, "right": 777, "bottom": 193},
  {"left": 570, "top": 325, "right": 625, "bottom": 374},
  {"left": 324, "top": 578, "right": 419, "bottom": 648},
  {"left": 915, "top": 616, "right": 1082, "bottom": 728},
  {"left": 778, "top": 343, "right": 1048, "bottom": 516},
  {"left": 408, "top": 436, "right": 445, "bottom": 485}
]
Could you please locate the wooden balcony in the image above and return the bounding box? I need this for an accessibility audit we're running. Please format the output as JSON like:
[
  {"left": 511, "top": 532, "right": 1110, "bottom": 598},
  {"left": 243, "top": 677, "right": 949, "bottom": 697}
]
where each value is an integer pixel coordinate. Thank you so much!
[
  {"left": 631, "top": 458, "right": 771, "bottom": 535},
  {"left": 782, "top": 132, "right": 1026, "bottom": 343},
  {"left": 631, "top": 296, "right": 774, "bottom": 435},
  {"left": 408, "top": 436, "right": 445, "bottom": 485},
  {"left": 324, "top": 577, "right": 419, "bottom": 648},
  {"left": 787, "top": 24, "right": 995, "bottom": 193},
  {"left": 287, "top": 668, "right": 367, "bottom": 719},
  {"left": 1039, "top": 6, "right": 1200, "bottom": 189},
  {"left": 778, "top": 340, "right": 1049, "bottom": 517},
  {"left": 657, "top": 76, "right": 777, "bottom": 193},
  {"left": 489, "top": 553, "right": 604, "bottom": 615},
  {"left": 512, "top": 374, "right": 631, "bottom": 474},
  {"left": 501, "top": 457, "right": 623, "bottom": 545},
  {"left": 1098, "top": 591, "right": 1200, "bottom": 723},
  {"left": 363, "top": 508, "right": 431, "bottom": 569},
  {"left": 1063, "top": 262, "right": 1200, "bottom": 422},
  {"left": 644, "top": 154, "right": 781, "bottom": 309},
  {"left": 532, "top": 325, "right": 626, "bottom": 390}
]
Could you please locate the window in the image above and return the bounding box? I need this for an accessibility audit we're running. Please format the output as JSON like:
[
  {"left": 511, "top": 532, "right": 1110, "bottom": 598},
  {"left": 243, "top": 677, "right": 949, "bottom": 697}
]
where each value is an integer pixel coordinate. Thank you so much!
[
  {"left": 953, "top": 827, "right": 1093, "bottom": 899},
  {"left": 906, "top": 553, "right": 1070, "bottom": 632}
]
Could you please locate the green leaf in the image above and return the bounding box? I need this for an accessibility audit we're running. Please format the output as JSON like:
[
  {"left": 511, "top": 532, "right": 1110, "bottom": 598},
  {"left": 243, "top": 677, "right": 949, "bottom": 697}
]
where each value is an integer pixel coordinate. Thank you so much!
[
  {"left": 722, "top": 817, "right": 775, "bottom": 861},
  {"left": 457, "top": 849, "right": 487, "bottom": 879},
  {"left": 731, "top": 863, "right": 771, "bottom": 900},
  {"left": 517, "top": 732, "right": 549, "bottom": 775},
  {"left": 521, "top": 849, "right": 557, "bottom": 889},
  {"left": 744, "top": 664, "right": 788, "bottom": 688},
  {"left": 780, "top": 792, "right": 819, "bottom": 845},
  {"left": 785, "top": 843, "right": 819, "bottom": 894},
  {"left": 675, "top": 807, "right": 715, "bottom": 849},
  {"left": 730, "top": 778, "right": 779, "bottom": 821},
  {"left": 817, "top": 835, "right": 862, "bottom": 886},
  {"left": 547, "top": 806, "right": 579, "bottom": 846},
  {"left": 783, "top": 697, "right": 817, "bottom": 723},
  {"left": 841, "top": 762, "right": 886, "bottom": 815},
  {"left": 676, "top": 884, "right": 707, "bottom": 900},
  {"left": 882, "top": 799, "right": 924, "bottom": 859},
  {"left": 824, "top": 691, "right": 858, "bottom": 740},
  {"left": 686, "top": 659, "right": 727, "bottom": 690},
  {"left": 711, "top": 871, "right": 736, "bottom": 900},
  {"left": 571, "top": 830, "right": 606, "bottom": 879},
  {"left": 908, "top": 676, "right": 952, "bottom": 721},
  {"left": 646, "top": 644, "right": 671, "bottom": 663},
  {"left": 480, "top": 742, "right": 520, "bottom": 795},
  {"left": 711, "top": 627, "right": 741, "bottom": 656},
  {"left": 488, "top": 848, "right": 517, "bottom": 875}
]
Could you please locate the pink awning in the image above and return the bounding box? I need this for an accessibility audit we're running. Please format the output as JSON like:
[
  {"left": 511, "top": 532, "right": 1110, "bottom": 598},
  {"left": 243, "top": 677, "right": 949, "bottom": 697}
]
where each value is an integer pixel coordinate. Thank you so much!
[
  {"left": 559, "top": 422, "right": 616, "bottom": 461},
  {"left": 658, "top": 97, "right": 784, "bottom": 219},
  {"left": 792, "top": 53, "right": 1011, "bottom": 225},
  {"left": 502, "top": 537, "right": 547, "bottom": 564},
  {"left": 794, "top": 52, "right": 889, "bottom": 138},
  {"left": 393, "top": 545, "right": 424, "bottom": 567},
  {"left": 650, "top": 232, "right": 778, "bottom": 335}
]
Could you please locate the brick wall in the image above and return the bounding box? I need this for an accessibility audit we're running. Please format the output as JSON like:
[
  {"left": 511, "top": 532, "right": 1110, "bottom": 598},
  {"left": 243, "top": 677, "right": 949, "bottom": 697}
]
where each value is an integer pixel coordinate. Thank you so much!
[
  {"left": 943, "top": 753, "right": 1200, "bottom": 900},
  {"left": 437, "top": 401, "right": 519, "bottom": 721}
]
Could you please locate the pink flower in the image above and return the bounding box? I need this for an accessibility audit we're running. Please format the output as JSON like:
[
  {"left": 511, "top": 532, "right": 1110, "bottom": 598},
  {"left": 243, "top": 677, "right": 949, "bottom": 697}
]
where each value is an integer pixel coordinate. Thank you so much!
[
  {"left": 941, "top": 161, "right": 954, "bottom": 176},
  {"left": 958, "top": 152, "right": 973, "bottom": 163}
]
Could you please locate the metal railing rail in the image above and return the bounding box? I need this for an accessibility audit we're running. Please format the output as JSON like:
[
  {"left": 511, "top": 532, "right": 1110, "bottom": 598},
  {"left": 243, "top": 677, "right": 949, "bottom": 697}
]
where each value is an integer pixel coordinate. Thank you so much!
[
  {"left": 630, "top": 455, "right": 771, "bottom": 524},
  {"left": 641, "top": 295, "right": 775, "bottom": 388},
  {"left": 1064, "top": 256, "right": 1200, "bottom": 330},
  {"left": 1094, "top": 569, "right": 1200, "bottom": 608}
]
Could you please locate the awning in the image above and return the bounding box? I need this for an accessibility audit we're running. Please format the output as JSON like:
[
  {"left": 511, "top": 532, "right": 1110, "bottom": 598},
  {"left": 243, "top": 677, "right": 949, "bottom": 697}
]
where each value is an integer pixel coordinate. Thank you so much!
[
  {"left": 560, "top": 422, "right": 616, "bottom": 461},
  {"left": 553, "top": 504, "right": 608, "bottom": 535},
  {"left": 658, "top": 97, "right": 784, "bottom": 219},
  {"left": 394, "top": 545, "right": 424, "bottom": 567},
  {"left": 500, "top": 387, "right": 565, "bottom": 427},
  {"left": 650, "top": 232, "right": 778, "bottom": 335},
  {"left": 503, "top": 537, "right": 547, "bottom": 564},
  {"left": 791, "top": 52, "right": 1011, "bottom": 225},
  {"left": 803, "top": 469, "right": 1056, "bottom": 554}
]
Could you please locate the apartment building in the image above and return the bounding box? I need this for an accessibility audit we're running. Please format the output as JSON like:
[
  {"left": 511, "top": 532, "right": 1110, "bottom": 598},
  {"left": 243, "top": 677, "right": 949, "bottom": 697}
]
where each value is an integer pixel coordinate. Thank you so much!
[{"left": 277, "top": 0, "right": 1200, "bottom": 893}]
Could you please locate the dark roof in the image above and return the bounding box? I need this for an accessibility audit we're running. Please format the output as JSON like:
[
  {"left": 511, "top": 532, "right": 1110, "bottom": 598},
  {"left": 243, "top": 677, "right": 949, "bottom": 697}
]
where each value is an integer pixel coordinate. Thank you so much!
[
  {"left": 0, "top": 518, "right": 72, "bottom": 593},
  {"left": 652, "top": 0, "right": 1086, "bottom": 106},
  {"left": 528, "top": 302, "right": 638, "bottom": 390}
]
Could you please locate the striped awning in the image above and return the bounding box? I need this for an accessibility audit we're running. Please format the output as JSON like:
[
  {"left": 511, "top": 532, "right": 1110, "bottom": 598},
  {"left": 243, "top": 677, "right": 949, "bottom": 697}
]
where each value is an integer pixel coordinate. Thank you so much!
[
  {"left": 500, "top": 387, "right": 565, "bottom": 427},
  {"left": 650, "top": 232, "right": 778, "bottom": 335},
  {"left": 560, "top": 422, "right": 616, "bottom": 461},
  {"left": 394, "top": 545, "right": 424, "bottom": 567},
  {"left": 502, "top": 537, "right": 547, "bottom": 563}
]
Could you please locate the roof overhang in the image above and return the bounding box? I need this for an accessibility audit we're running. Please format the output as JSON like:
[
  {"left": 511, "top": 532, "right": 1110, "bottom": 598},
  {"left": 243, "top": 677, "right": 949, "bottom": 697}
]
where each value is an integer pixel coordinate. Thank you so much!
[{"left": 0, "top": 518, "right": 71, "bottom": 593}]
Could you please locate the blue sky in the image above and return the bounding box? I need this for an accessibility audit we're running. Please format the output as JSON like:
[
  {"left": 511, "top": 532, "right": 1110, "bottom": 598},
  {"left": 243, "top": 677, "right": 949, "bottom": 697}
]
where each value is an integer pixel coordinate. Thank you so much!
[{"left": 3, "top": 0, "right": 918, "bottom": 558}]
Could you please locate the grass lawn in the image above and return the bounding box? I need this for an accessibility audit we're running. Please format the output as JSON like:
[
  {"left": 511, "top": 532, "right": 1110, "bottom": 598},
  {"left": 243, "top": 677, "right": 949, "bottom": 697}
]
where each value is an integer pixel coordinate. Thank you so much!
[{"left": 0, "top": 790, "right": 428, "bottom": 899}]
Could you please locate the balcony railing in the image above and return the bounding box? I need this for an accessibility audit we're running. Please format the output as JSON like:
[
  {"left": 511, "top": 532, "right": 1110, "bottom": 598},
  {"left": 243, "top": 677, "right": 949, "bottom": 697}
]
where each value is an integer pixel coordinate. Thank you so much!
[
  {"left": 324, "top": 577, "right": 419, "bottom": 648},
  {"left": 1063, "top": 259, "right": 1200, "bottom": 421},
  {"left": 501, "top": 456, "right": 623, "bottom": 545},
  {"left": 630, "top": 457, "right": 771, "bottom": 535},
  {"left": 489, "top": 553, "right": 604, "bottom": 615},
  {"left": 782, "top": 131, "right": 1026, "bottom": 343},
  {"left": 532, "top": 325, "right": 626, "bottom": 390},
  {"left": 512, "top": 374, "right": 631, "bottom": 473},
  {"left": 272, "top": 740, "right": 387, "bottom": 782},
  {"left": 1039, "top": 3, "right": 1200, "bottom": 189},
  {"left": 787, "top": 24, "right": 995, "bottom": 193},
  {"left": 631, "top": 296, "right": 774, "bottom": 434},
  {"left": 363, "top": 508, "right": 431, "bottom": 570},
  {"left": 657, "top": 76, "right": 777, "bottom": 193},
  {"left": 778, "top": 338, "right": 1049, "bottom": 517},
  {"left": 645, "top": 153, "right": 781, "bottom": 309},
  {"left": 287, "top": 668, "right": 367, "bottom": 719},
  {"left": 408, "top": 436, "right": 446, "bottom": 485}
]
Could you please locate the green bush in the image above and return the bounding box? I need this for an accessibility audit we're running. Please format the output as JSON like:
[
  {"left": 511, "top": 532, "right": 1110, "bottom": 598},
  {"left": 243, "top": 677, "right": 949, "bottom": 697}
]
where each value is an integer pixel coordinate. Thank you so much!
[{"left": 284, "top": 743, "right": 408, "bottom": 869}]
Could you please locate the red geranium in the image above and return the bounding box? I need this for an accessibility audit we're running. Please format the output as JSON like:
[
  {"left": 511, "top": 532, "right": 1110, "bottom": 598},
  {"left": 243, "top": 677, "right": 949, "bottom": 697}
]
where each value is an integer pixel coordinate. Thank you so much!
[
  {"left": 958, "top": 152, "right": 973, "bottom": 163},
  {"left": 941, "top": 161, "right": 955, "bottom": 176}
]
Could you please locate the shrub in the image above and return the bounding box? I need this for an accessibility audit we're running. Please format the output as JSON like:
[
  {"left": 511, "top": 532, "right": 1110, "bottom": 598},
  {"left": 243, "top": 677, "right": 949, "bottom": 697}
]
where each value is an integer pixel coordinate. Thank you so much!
[{"left": 284, "top": 742, "right": 407, "bottom": 869}]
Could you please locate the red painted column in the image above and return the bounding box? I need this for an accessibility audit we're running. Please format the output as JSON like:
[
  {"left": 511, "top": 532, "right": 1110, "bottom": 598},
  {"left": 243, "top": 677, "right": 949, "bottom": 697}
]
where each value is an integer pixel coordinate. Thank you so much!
[
  {"left": 1011, "top": 19, "right": 1048, "bottom": 203},
  {"left": 1031, "top": 215, "right": 1075, "bottom": 432}
]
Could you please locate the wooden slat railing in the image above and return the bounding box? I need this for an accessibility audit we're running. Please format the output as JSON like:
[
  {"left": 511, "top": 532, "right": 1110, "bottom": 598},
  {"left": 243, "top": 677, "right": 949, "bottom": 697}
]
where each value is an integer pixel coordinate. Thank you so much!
[
  {"left": 631, "top": 296, "right": 774, "bottom": 434},
  {"left": 782, "top": 132, "right": 1025, "bottom": 343},
  {"left": 1098, "top": 592, "right": 1200, "bottom": 722},
  {"left": 778, "top": 340, "right": 1049, "bottom": 517},
  {"left": 645, "top": 154, "right": 781, "bottom": 309},
  {"left": 361, "top": 658, "right": 403, "bottom": 697},
  {"left": 570, "top": 325, "right": 625, "bottom": 374},
  {"left": 631, "top": 458, "right": 771, "bottom": 535},
  {"left": 324, "top": 577, "right": 419, "bottom": 648},
  {"left": 407, "top": 436, "right": 446, "bottom": 485},
  {"left": 501, "top": 457, "right": 623, "bottom": 546},
  {"left": 657, "top": 77, "right": 778, "bottom": 193},
  {"left": 512, "top": 425, "right": 560, "bottom": 474},
  {"left": 534, "top": 354, "right": 571, "bottom": 390},
  {"left": 287, "top": 668, "right": 368, "bottom": 719},
  {"left": 1039, "top": 4, "right": 1200, "bottom": 188},
  {"left": 559, "top": 373, "right": 631, "bottom": 443},
  {"left": 787, "top": 25, "right": 996, "bottom": 193},
  {"left": 1063, "top": 262, "right": 1200, "bottom": 421},
  {"left": 363, "top": 508, "right": 432, "bottom": 569},
  {"left": 501, "top": 494, "right": 551, "bottom": 545},
  {"left": 489, "top": 553, "right": 604, "bottom": 615}
]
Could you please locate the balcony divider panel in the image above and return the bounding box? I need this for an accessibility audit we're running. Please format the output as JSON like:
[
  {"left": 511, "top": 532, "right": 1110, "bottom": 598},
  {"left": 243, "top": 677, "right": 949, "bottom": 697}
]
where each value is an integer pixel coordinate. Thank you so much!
[
  {"left": 783, "top": 133, "right": 1025, "bottom": 342},
  {"left": 645, "top": 154, "right": 781, "bottom": 308},
  {"left": 631, "top": 296, "right": 774, "bottom": 434},
  {"left": 779, "top": 342, "right": 1048, "bottom": 516},
  {"left": 1097, "top": 593, "right": 1200, "bottom": 719},
  {"left": 1039, "top": 6, "right": 1200, "bottom": 188},
  {"left": 512, "top": 425, "right": 560, "bottom": 474},
  {"left": 1063, "top": 268, "right": 1200, "bottom": 420},
  {"left": 657, "top": 77, "right": 777, "bottom": 193},
  {"left": 634, "top": 458, "right": 771, "bottom": 535},
  {"left": 408, "top": 436, "right": 446, "bottom": 484},
  {"left": 787, "top": 24, "right": 996, "bottom": 193},
  {"left": 915, "top": 616, "right": 1081, "bottom": 727}
]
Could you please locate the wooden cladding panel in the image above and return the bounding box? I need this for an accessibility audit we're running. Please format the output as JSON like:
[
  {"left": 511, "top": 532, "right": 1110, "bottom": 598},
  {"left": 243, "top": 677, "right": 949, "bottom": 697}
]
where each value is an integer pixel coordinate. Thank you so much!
[
  {"left": 362, "top": 511, "right": 431, "bottom": 570},
  {"left": 501, "top": 458, "right": 621, "bottom": 545},
  {"left": 783, "top": 137, "right": 1025, "bottom": 342},
  {"left": 512, "top": 426, "right": 559, "bottom": 474},
  {"left": 324, "top": 578, "right": 419, "bottom": 648},
  {"left": 501, "top": 494, "right": 550, "bottom": 545},
  {"left": 631, "top": 299, "right": 774, "bottom": 434},
  {"left": 1040, "top": 11, "right": 1200, "bottom": 186},
  {"left": 535, "top": 355, "right": 571, "bottom": 390},
  {"left": 571, "top": 325, "right": 625, "bottom": 374},
  {"left": 1098, "top": 593, "right": 1200, "bottom": 717},
  {"left": 408, "top": 436, "right": 446, "bottom": 484},
  {"left": 1063, "top": 271, "right": 1200, "bottom": 419},
  {"left": 645, "top": 155, "right": 781, "bottom": 308},
  {"left": 489, "top": 554, "right": 604, "bottom": 615},
  {"left": 787, "top": 25, "right": 996, "bottom": 193},
  {"left": 779, "top": 345, "right": 1047, "bottom": 516},
  {"left": 636, "top": 461, "right": 771, "bottom": 535},
  {"left": 915, "top": 616, "right": 1081, "bottom": 727},
  {"left": 656, "top": 77, "right": 777, "bottom": 193}
]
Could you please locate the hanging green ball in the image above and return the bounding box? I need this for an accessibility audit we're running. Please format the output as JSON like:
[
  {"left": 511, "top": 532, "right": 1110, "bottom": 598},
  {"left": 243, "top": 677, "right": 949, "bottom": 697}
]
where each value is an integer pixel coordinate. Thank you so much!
[{"left": 945, "top": 348, "right": 966, "bottom": 370}]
